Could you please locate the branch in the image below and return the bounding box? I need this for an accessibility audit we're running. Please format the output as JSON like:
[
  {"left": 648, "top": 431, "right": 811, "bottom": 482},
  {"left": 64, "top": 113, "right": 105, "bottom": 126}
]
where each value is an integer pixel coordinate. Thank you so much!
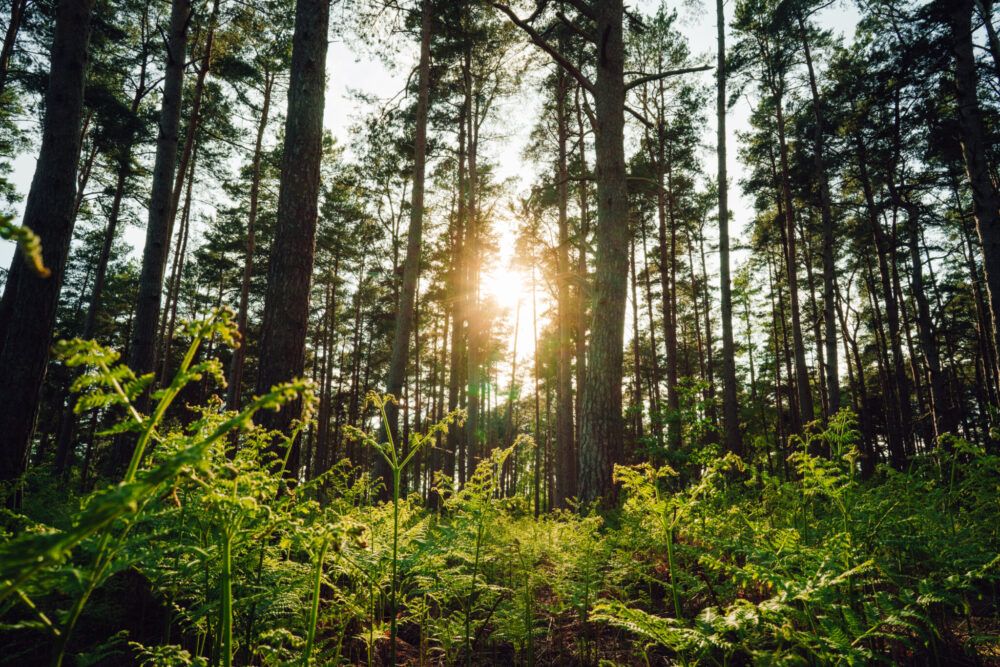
[
  {"left": 625, "top": 65, "right": 713, "bottom": 91},
  {"left": 491, "top": 1, "right": 595, "bottom": 94},
  {"left": 557, "top": 11, "right": 596, "bottom": 43},
  {"left": 625, "top": 104, "right": 653, "bottom": 128},
  {"left": 581, "top": 88, "right": 596, "bottom": 127},
  {"left": 564, "top": 0, "right": 596, "bottom": 20}
]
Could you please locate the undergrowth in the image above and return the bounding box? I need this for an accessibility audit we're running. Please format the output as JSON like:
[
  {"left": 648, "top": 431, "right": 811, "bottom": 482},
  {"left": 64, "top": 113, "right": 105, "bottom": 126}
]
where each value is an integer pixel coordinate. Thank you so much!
[{"left": 1, "top": 312, "right": 998, "bottom": 665}]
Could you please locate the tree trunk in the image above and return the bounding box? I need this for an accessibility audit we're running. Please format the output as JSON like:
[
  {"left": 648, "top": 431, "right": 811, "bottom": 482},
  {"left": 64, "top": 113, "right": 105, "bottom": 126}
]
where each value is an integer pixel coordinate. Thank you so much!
[
  {"left": 630, "top": 233, "right": 644, "bottom": 447},
  {"left": 158, "top": 143, "right": 197, "bottom": 380},
  {"left": 578, "top": 0, "right": 627, "bottom": 506},
  {"left": 573, "top": 84, "right": 589, "bottom": 456},
  {"left": 54, "top": 29, "right": 151, "bottom": 475},
  {"left": 464, "top": 46, "right": 482, "bottom": 483},
  {"left": 656, "top": 125, "right": 680, "bottom": 452},
  {"left": 949, "top": 0, "right": 1000, "bottom": 384},
  {"left": 447, "top": 107, "right": 467, "bottom": 485},
  {"left": 856, "top": 137, "right": 912, "bottom": 466},
  {"left": 903, "top": 205, "right": 955, "bottom": 439},
  {"left": 227, "top": 70, "right": 274, "bottom": 412},
  {"left": 716, "top": 0, "right": 742, "bottom": 456},
  {"left": 379, "top": 0, "right": 432, "bottom": 492},
  {"left": 532, "top": 267, "right": 541, "bottom": 517},
  {"left": 797, "top": 13, "right": 840, "bottom": 417},
  {"left": 125, "top": 0, "right": 191, "bottom": 392},
  {"left": 0, "top": 0, "right": 93, "bottom": 493},
  {"left": 835, "top": 281, "right": 876, "bottom": 477},
  {"left": 254, "top": 0, "right": 330, "bottom": 469},
  {"left": 773, "top": 88, "right": 815, "bottom": 426},
  {"left": 555, "top": 64, "right": 576, "bottom": 507},
  {"left": 0, "top": 0, "right": 27, "bottom": 102}
]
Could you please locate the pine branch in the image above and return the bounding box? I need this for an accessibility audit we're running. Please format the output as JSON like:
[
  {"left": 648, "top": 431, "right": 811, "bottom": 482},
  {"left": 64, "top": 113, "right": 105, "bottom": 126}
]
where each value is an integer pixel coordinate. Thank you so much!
[
  {"left": 491, "top": 1, "right": 596, "bottom": 94},
  {"left": 625, "top": 65, "right": 713, "bottom": 91}
]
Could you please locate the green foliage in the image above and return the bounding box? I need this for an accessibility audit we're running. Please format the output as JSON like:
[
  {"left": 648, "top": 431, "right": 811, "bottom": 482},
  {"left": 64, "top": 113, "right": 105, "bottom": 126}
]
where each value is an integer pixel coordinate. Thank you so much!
[
  {"left": 2, "top": 331, "right": 998, "bottom": 666},
  {"left": 0, "top": 213, "right": 49, "bottom": 277},
  {"left": 595, "top": 410, "right": 1000, "bottom": 664}
]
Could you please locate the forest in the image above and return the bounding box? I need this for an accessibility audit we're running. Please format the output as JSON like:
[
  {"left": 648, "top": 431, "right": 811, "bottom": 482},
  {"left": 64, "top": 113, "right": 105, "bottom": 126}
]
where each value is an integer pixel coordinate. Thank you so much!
[{"left": 1, "top": 0, "right": 999, "bottom": 664}]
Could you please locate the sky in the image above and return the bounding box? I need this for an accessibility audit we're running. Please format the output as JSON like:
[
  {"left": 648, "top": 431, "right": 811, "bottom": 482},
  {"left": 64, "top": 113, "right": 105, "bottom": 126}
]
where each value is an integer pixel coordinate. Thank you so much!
[{"left": 0, "top": 0, "right": 861, "bottom": 377}]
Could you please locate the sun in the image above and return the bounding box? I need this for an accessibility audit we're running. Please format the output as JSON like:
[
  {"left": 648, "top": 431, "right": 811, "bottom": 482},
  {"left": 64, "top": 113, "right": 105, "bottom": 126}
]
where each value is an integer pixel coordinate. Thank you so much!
[
  {"left": 479, "top": 263, "right": 539, "bottom": 365},
  {"left": 480, "top": 264, "right": 531, "bottom": 314}
]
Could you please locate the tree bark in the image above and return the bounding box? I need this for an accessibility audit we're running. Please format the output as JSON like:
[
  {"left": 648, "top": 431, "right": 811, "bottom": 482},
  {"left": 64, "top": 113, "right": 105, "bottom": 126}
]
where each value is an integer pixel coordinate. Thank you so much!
[
  {"left": 573, "top": 84, "right": 589, "bottom": 457},
  {"left": 716, "top": 0, "right": 742, "bottom": 456},
  {"left": 797, "top": 13, "right": 840, "bottom": 417},
  {"left": 227, "top": 70, "right": 274, "bottom": 412},
  {"left": 379, "top": 0, "right": 432, "bottom": 492},
  {"left": 0, "top": 0, "right": 94, "bottom": 492},
  {"left": 655, "top": 122, "right": 680, "bottom": 452},
  {"left": 555, "top": 63, "right": 576, "bottom": 507},
  {"left": 254, "top": 0, "right": 330, "bottom": 468},
  {"left": 903, "top": 205, "right": 955, "bottom": 439},
  {"left": 949, "top": 0, "right": 1000, "bottom": 385},
  {"left": 630, "top": 233, "right": 644, "bottom": 447},
  {"left": 0, "top": 0, "right": 27, "bottom": 102},
  {"left": 578, "top": 0, "right": 628, "bottom": 506},
  {"left": 126, "top": 0, "right": 192, "bottom": 389},
  {"left": 158, "top": 143, "right": 197, "bottom": 381},
  {"left": 773, "top": 89, "right": 815, "bottom": 426}
]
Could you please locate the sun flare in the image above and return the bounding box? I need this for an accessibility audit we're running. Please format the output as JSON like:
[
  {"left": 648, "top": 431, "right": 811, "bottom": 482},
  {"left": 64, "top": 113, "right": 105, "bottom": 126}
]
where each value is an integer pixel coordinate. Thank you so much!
[
  {"left": 480, "top": 264, "right": 532, "bottom": 314},
  {"left": 478, "top": 263, "right": 540, "bottom": 365}
]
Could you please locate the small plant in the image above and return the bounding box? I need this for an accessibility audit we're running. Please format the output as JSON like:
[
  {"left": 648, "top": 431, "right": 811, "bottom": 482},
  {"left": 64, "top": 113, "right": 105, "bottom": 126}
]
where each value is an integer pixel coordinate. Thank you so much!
[
  {"left": 345, "top": 392, "right": 464, "bottom": 666},
  {"left": 0, "top": 213, "right": 49, "bottom": 277},
  {"left": 0, "top": 309, "right": 314, "bottom": 665}
]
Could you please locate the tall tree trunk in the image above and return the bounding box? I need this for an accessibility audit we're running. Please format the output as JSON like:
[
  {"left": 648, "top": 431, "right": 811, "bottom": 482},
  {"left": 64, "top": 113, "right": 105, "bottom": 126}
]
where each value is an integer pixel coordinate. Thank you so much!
[
  {"left": 254, "top": 0, "right": 331, "bottom": 469},
  {"left": 501, "top": 299, "right": 520, "bottom": 490},
  {"left": 630, "top": 233, "right": 645, "bottom": 447},
  {"left": 163, "top": 0, "right": 219, "bottom": 265},
  {"left": 463, "top": 45, "right": 482, "bottom": 483},
  {"left": 640, "top": 222, "right": 665, "bottom": 449},
  {"left": 346, "top": 260, "right": 368, "bottom": 464},
  {"left": 717, "top": 0, "right": 742, "bottom": 456},
  {"left": 949, "top": 0, "right": 1000, "bottom": 388},
  {"left": 53, "top": 21, "right": 151, "bottom": 476},
  {"left": 766, "top": 255, "right": 789, "bottom": 476},
  {"left": 83, "top": 0, "right": 151, "bottom": 341},
  {"left": 573, "top": 84, "right": 589, "bottom": 455},
  {"left": 532, "top": 267, "right": 541, "bottom": 517},
  {"left": 447, "top": 108, "right": 467, "bottom": 485},
  {"left": 773, "top": 88, "right": 815, "bottom": 426},
  {"left": 578, "top": 0, "right": 628, "bottom": 506},
  {"left": 799, "top": 224, "right": 829, "bottom": 426},
  {"left": 835, "top": 282, "right": 875, "bottom": 477},
  {"left": 555, "top": 64, "right": 576, "bottom": 507},
  {"left": 903, "top": 205, "right": 955, "bottom": 439},
  {"left": 313, "top": 281, "right": 335, "bottom": 472},
  {"left": 0, "top": 0, "right": 27, "bottom": 102},
  {"left": 227, "top": 70, "right": 274, "bottom": 412},
  {"left": 656, "top": 125, "right": 680, "bottom": 452},
  {"left": 863, "top": 251, "right": 906, "bottom": 467},
  {"left": 797, "top": 12, "right": 840, "bottom": 417},
  {"left": 379, "top": 0, "right": 432, "bottom": 493},
  {"left": 697, "top": 227, "right": 717, "bottom": 409},
  {"left": 856, "top": 137, "right": 912, "bottom": 465},
  {"left": 158, "top": 143, "right": 197, "bottom": 380},
  {"left": 0, "top": 0, "right": 93, "bottom": 493},
  {"left": 125, "top": 0, "right": 191, "bottom": 399}
]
